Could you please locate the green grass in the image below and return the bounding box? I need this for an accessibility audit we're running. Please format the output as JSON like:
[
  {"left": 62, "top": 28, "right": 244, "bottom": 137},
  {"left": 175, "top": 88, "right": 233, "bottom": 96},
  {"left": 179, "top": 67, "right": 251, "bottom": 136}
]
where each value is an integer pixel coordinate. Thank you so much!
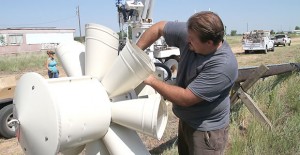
[
  {"left": 0, "top": 52, "right": 47, "bottom": 73},
  {"left": 225, "top": 36, "right": 242, "bottom": 45},
  {"left": 228, "top": 71, "right": 300, "bottom": 155}
]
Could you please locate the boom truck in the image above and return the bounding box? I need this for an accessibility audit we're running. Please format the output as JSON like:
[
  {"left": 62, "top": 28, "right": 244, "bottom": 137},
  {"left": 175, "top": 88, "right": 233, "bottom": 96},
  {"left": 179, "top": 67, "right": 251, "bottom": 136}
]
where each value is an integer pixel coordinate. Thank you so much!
[{"left": 115, "top": 0, "right": 180, "bottom": 81}]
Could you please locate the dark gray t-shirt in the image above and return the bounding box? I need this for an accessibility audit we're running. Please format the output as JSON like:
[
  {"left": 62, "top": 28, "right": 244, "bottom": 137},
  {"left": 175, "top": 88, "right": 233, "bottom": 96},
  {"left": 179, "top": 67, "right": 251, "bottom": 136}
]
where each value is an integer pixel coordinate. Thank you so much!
[{"left": 163, "top": 22, "right": 238, "bottom": 131}]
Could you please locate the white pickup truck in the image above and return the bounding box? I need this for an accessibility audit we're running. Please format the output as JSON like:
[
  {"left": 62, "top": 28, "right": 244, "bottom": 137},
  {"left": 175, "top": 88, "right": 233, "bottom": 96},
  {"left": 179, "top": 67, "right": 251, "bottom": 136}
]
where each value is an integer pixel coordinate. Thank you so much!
[
  {"left": 242, "top": 30, "right": 275, "bottom": 54},
  {"left": 274, "top": 34, "right": 291, "bottom": 46}
]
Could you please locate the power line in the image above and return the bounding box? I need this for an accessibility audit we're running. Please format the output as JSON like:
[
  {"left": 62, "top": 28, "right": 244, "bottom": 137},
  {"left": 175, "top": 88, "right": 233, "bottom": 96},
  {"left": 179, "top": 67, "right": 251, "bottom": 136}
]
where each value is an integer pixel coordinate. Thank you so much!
[{"left": 0, "top": 15, "right": 77, "bottom": 27}]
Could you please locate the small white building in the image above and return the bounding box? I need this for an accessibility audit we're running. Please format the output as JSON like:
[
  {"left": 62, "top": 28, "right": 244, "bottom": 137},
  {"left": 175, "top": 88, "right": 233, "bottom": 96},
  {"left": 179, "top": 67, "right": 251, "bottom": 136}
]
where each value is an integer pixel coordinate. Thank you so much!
[
  {"left": 293, "top": 30, "right": 300, "bottom": 35},
  {"left": 0, "top": 27, "right": 75, "bottom": 55}
]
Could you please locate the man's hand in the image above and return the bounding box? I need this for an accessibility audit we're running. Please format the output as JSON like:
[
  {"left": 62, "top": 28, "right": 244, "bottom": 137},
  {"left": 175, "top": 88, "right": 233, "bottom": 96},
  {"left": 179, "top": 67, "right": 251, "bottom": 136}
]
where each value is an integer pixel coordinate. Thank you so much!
[{"left": 143, "top": 74, "right": 157, "bottom": 85}]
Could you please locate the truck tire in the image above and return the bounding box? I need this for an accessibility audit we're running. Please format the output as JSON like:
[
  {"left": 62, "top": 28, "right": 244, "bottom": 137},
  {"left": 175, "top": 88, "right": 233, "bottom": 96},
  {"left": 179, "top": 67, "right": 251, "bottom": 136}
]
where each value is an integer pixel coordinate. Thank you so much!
[
  {"left": 272, "top": 46, "right": 275, "bottom": 52},
  {"left": 264, "top": 47, "right": 268, "bottom": 54},
  {"left": 0, "top": 104, "right": 16, "bottom": 139}
]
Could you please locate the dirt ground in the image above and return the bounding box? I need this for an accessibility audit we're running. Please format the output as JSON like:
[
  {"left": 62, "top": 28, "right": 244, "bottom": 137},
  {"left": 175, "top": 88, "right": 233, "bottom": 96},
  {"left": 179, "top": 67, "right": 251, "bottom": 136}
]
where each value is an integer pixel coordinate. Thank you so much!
[{"left": 0, "top": 37, "right": 299, "bottom": 155}]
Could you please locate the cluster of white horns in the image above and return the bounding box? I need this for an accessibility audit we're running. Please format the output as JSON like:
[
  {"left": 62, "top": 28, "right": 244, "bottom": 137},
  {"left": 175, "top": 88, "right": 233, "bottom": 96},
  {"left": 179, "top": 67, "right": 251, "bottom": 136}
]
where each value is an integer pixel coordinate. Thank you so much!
[{"left": 13, "top": 23, "right": 168, "bottom": 155}]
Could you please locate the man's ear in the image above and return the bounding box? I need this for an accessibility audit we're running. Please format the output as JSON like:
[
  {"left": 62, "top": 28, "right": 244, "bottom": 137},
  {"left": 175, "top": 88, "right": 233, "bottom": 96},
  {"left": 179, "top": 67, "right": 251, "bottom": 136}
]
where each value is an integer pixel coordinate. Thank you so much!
[{"left": 207, "top": 40, "right": 214, "bottom": 46}]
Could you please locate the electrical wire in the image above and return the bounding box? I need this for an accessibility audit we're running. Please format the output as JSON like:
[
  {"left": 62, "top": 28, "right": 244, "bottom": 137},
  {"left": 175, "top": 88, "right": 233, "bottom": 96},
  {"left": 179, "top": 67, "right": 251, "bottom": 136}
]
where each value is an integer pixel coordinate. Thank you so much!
[{"left": 0, "top": 15, "right": 76, "bottom": 28}]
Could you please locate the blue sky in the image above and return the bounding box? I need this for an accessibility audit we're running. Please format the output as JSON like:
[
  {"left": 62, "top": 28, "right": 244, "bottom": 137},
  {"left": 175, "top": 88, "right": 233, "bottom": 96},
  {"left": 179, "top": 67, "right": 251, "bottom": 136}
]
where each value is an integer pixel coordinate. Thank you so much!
[{"left": 1, "top": 0, "right": 299, "bottom": 36}]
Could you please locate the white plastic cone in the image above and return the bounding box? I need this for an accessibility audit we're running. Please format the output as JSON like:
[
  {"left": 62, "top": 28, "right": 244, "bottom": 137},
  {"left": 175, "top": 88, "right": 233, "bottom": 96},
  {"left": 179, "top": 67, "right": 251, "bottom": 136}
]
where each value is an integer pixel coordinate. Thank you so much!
[
  {"left": 56, "top": 41, "right": 85, "bottom": 77},
  {"left": 102, "top": 123, "right": 150, "bottom": 155},
  {"left": 101, "top": 39, "right": 155, "bottom": 97},
  {"left": 85, "top": 23, "right": 119, "bottom": 81},
  {"left": 111, "top": 94, "right": 168, "bottom": 139},
  {"left": 13, "top": 73, "right": 111, "bottom": 155}
]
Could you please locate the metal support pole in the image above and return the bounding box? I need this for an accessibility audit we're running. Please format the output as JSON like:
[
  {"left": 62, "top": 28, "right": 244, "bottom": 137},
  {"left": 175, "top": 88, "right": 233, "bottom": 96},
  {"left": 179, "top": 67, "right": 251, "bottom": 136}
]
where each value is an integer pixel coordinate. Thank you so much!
[{"left": 77, "top": 6, "right": 82, "bottom": 39}]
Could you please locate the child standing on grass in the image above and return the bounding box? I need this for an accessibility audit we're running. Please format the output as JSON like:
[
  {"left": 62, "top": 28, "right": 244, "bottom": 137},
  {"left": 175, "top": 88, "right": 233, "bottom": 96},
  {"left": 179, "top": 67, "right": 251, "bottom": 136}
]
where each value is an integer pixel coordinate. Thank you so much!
[{"left": 45, "top": 50, "right": 59, "bottom": 78}]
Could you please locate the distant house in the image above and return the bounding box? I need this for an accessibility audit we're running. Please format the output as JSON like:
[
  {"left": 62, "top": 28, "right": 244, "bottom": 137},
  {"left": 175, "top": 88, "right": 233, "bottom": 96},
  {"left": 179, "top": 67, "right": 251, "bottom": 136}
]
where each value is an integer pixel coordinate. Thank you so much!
[
  {"left": 293, "top": 30, "right": 300, "bottom": 35},
  {"left": 0, "top": 27, "right": 75, "bottom": 55}
]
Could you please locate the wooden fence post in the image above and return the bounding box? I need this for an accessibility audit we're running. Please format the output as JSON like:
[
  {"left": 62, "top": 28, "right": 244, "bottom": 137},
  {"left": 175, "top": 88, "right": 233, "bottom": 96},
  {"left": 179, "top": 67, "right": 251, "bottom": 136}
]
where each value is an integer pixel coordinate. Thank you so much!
[{"left": 231, "top": 64, "right": 273, "bottom": 130}]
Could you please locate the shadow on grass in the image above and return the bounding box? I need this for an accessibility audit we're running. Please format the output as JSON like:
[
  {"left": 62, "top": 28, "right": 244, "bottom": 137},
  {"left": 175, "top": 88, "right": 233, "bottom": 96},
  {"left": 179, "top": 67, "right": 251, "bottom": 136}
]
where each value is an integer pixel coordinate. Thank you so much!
[{"left": 149, "top": 136, "right": 178, "bottom": 155}]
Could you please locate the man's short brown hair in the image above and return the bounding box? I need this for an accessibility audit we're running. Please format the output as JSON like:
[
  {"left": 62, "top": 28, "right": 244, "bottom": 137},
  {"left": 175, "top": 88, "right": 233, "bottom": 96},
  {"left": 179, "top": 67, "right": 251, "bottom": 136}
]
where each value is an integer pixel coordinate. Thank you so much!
[{"left": 187, "top": 11, "right": 224, "bottom": 45}]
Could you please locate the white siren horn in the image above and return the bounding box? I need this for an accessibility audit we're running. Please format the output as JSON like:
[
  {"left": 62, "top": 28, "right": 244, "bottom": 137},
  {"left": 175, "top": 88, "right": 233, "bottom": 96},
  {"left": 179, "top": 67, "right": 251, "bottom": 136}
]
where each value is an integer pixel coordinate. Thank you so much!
[
  {"left": 110, "top": 94, "right": 168, "bottom": 139},
  {"left": 56, "top": 40, "right": 85, "bottom": 77}
]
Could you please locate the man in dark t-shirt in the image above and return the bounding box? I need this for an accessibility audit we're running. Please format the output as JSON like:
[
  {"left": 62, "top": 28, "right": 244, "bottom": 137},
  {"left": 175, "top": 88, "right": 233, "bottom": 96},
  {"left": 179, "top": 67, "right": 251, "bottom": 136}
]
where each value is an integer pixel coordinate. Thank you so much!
[{"left": 137, "top": 11, "right": 238, "bottom": 155}]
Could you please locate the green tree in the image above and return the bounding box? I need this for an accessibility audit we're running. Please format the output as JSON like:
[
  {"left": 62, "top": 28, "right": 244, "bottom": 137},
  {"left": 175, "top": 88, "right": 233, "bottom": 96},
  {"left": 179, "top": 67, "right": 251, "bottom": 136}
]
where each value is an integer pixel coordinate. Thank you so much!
[
  {"left": 277, "top": 31, "right": 284, "bottom": 34},
  {"left": 295, "top": 26, "right": 300, "bottom": 30},
  {"left": 270, "top": 30, "right": 275, "bottom": 35},
  {"left": 230, "top": 30, "right": 237, "bottom": 36},
  {"left": 74, "top": 36, "right": 85, "bottom": 43},
  {"left": 0, "top": 35, "right": 4, "bottom": 45}
]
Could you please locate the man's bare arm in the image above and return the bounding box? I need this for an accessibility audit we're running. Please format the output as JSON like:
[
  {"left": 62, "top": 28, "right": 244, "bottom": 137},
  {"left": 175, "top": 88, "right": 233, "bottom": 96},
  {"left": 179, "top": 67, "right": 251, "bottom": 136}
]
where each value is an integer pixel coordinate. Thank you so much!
[
  {"left": 136, "top": 21, "right": 167, "bottom": 50},
  {"left": 144, "top": 75, "right": 203, "bottom": 107}
]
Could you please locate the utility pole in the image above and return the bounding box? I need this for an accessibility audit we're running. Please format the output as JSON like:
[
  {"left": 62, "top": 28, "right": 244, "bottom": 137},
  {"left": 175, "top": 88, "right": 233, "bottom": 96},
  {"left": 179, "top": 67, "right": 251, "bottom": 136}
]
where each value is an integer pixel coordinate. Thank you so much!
[
  {"left": 224, "top": 25, "right": 227, "bottom": 40},
  {"left": 76, "top": 6, "right": 82, "bottom": 38}
]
